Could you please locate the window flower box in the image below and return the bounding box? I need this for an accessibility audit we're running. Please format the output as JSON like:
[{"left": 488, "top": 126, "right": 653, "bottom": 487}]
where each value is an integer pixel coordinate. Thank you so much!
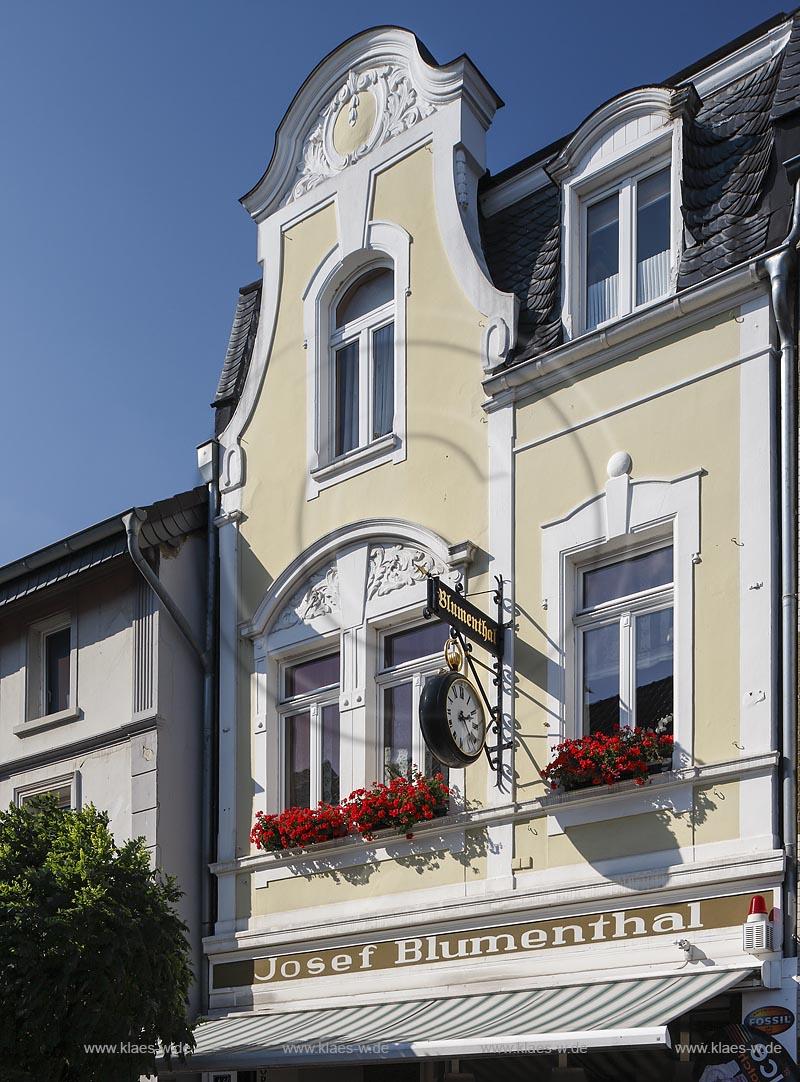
[
  {"left": 251, "top": 771, "right": 450, "bottom": 852},
  {"left": 542, "top": 727, "right": 674, "bottom": 792}
]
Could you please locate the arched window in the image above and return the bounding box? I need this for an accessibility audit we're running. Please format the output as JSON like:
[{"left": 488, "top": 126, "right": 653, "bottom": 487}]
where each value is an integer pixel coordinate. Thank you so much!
[{"left": 330, "top": 266, "right": 395, "bottom": 457}]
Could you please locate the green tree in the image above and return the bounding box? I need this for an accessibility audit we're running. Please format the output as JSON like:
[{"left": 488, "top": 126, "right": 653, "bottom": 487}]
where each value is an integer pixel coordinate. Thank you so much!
[{"left": 0, "top": 799, "right": 194, "bottom": 1081}]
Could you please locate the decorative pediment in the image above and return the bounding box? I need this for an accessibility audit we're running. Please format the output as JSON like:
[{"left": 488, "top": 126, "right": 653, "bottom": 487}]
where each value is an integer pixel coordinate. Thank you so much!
[
  {"left": 239, "top": 27, "right": 502, "bottom": 222},
  {"left": 287, "top": 65, "right": 436, "bottom": 204}
]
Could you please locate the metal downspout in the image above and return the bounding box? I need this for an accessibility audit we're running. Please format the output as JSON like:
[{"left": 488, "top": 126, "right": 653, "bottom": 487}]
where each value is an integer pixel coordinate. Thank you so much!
[
  {"left": 200, "top": 445, "right": 219, "bottom": 1012},
  {"left": 122, "top": 510, "right": 209, "bottom": 670},
  {"left": 762, "top": 169, "right": 800, "bottom": 958}
]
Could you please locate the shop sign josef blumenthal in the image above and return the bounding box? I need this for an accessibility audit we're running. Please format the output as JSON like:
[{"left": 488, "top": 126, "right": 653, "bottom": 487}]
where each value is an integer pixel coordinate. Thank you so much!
[{"left": 213, "top": 892, "right": 754, "bottom": 989}]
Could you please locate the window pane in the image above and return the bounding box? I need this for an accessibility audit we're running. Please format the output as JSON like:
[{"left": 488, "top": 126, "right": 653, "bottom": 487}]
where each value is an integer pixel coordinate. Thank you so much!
[
  {"left": 636, "top": 167, "right": 670, "bottom": 305},
  {"left": 284, "top": 653, "right": 339, "bottom": 698},
  {"left": 582, "top": 547, "right": 672, "bottom": 609},
  {"left": 336, "top": 268, "right": 393, "bottom": 326},
  {"left": 335, "top": 341, "right": 359, "bottom": 456},
  {"left": 384, "top": 622, "right": 448, "bottom": 668},
  {"left": 372, "top": 323, "right": 394, "bottom": 439},
  {"left": 45, "top": 627, "right": 71, "bottom": 714},
  {"left": 286, "top": 712, "right": 311, "bottom": 808},
  {"left": 636, "top": 608, "right": 674, "bottom": 733},
  {"left": 383, "top": 684, "right": 413, "bottom": 781},
  {"left": 583, "top": 623, "right": 620, "bottom": 736},
  {"left": 321, "top": 704, "right": 340, "bottom": 805},
  {"left": 586, "top": 192, "right": 619, "bottom": 330},
  {"left": 21, "top": 785, "right": 72, "bottom": 810}
]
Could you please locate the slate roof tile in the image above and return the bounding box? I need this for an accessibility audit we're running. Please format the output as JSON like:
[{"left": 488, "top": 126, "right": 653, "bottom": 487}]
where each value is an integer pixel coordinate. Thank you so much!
[
  {"left": 213, "top": 280, "right": 261, "bottom": 406},
  {"left": 772, "top": 12, "right": 800, "bottom": 120},
  {"left": 679, "top": 54, "right": 781, "bottom": 286}
]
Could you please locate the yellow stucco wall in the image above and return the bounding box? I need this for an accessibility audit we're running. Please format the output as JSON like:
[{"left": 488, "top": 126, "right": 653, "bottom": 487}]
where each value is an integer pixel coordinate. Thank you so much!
[
  {"left": 235, "top": 146, "right": 495, "bottom": 901},
  {"left": 514, "top": 313, "right": 743, "bottom": 817}
]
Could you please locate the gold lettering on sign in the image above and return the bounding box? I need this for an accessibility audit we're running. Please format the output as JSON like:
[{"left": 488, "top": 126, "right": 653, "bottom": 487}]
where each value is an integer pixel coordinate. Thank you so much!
[{"left": 212, "top": 894, "right": 753, "bottom": 989}]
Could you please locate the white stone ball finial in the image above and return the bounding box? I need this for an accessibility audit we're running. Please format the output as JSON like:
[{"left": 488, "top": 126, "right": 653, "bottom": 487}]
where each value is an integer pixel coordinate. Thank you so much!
[{"left": 607, "top": 451, "right": 633, "bottom": 478}]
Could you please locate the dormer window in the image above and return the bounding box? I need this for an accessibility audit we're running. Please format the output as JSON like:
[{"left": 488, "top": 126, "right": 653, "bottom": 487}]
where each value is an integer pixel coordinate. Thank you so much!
[
  {"left": 331, "top": 267, "right": 394, "bottom": 456},
  {"left": 584, "top": 164, "right": 671, "bottom": 331},
  {"left": 549, "top": 86, "right": 695, "bottom": 341}
]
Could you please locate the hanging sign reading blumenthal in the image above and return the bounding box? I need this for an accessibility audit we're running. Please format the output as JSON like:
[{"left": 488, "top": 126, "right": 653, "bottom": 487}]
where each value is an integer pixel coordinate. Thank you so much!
[
  {"left": 426, "top": 576, "right": 504, "bottom": 658},
  {"left": 213, "top": 892, "right": 754, "bottom": 989}
]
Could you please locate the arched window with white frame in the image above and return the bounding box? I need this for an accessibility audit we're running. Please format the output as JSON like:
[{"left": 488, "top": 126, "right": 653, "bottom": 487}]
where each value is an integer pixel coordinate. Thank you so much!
[{"left": 330, "top": 265, "right": 395, "bottom": 457}]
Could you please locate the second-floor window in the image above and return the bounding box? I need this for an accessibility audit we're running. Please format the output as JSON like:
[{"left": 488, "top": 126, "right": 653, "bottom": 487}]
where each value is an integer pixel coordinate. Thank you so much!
[
  {"left": 280, "top": 650, "right": 340, "bottom": 808},
  {"left": 44, "top": 625, "right": 71, "bottom": 715},
  {"left": 575, "top": 545, "right": 674, "bottom": 736},
  {"left": 584, "top": 164, "right": 671, "bottom": 332},
  {"left": 330, "top": 267, "right": 394, "bottom": 458}
]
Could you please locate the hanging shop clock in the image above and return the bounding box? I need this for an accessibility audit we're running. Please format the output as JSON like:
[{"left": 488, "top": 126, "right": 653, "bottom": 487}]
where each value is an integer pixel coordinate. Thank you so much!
[{"left": 420, "top": 669, "right": 487, "bottom": 768}]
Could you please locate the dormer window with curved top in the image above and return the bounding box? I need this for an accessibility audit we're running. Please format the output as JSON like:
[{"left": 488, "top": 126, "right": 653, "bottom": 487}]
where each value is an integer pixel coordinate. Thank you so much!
[
  {"left": 331, "top": 267, "right": 395, "bottom": 456},
  {"left": 549, "top": 86, "right": 695, "bottom": 340}
]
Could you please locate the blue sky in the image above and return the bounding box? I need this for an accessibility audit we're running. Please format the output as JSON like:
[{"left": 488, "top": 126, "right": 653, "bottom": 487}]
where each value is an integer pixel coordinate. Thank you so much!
[{"left": 0, "top": 0, "right": 788, "bottom": 564}]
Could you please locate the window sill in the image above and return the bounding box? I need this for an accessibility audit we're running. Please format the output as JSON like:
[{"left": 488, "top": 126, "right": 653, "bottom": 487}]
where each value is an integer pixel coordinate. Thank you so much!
[
  {"left": 310, "top": 433, "right": 400, "bottom": 489},
  {"left": 246, "top": 813, "right": 466, "bottom": 887},
  {"left": 14, "top": 705, "right": 82, "bottom": 738}
]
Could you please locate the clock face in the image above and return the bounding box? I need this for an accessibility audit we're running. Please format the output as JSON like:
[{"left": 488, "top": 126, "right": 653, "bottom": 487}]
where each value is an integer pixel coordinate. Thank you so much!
[
  {"left": 419, "top": 671, "right": 486, "bottom": 768},
  {"left": 445, "top": 678, "right": 484, "bottom": 757}
]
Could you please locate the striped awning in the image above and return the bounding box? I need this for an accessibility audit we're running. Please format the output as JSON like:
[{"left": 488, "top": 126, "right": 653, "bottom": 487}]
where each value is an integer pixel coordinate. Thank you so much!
[{"left": 174, "top": 968, "right": 751, "bottom": 1071}]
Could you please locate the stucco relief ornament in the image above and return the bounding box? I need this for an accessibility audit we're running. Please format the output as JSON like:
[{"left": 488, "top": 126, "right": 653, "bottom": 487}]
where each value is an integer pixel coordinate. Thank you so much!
[
  {"left": 286, "top": 65, "right": 436, "bottom": 204},
  {"left": 274, "top": 565, "right": 340, "bottom": 630},
  {"left": 367, "top": 545, "right": 445, "bottom": 600}
]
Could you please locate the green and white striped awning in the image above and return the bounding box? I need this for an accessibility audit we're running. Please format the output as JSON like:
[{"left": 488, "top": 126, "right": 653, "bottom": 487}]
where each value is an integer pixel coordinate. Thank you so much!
[{"left": 173, "top": 968, "right": 750, "bottom": 1071}]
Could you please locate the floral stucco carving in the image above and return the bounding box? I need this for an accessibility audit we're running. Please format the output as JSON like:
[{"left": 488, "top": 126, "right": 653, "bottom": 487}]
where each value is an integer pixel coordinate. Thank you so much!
[
  {"left": 274, "top": 565, "right": 340, "bottom": 630},
  {"left": 286, "top": 65, "right": 436, "bottom": 204},
  {"left": 366, "top": 545, "right": 445, "bottom": 600}
]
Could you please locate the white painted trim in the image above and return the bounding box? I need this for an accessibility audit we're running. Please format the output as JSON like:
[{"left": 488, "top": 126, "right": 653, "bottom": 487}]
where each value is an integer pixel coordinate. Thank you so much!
[
  {"left": 541, "top": 471, "right": 700, "bottom": 767},
  {"left": 302, "top": 222, "right": 410, "bottom": 499},
  {"left": 690, "top": 20, "right": 790, "bottom": 98},
  {"left": 205, "top": 849, "right": 784, "bottom": 961},
  {"left": 244, "top": 519, "right": 470, "bottom": 639},
  {"left": 737, "top": 295, "right": 778, "bottom": 848},
  {"left": 483, "top": 254, "right": 766, "bottom": 406},
  {"left": 14, "top": 770, "right": 80, "bottom": 810},
  {"left": 480, "top": 165, "right": 551, "bottom": 218},
  {"left": 22, "top": 609, "right": 79, "bottom": 733}
]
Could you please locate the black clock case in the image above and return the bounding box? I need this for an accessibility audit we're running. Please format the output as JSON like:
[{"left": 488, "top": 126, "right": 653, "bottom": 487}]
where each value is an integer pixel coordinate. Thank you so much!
[{"left": 419, "top": 670, "right": 485, "bottom": 768}]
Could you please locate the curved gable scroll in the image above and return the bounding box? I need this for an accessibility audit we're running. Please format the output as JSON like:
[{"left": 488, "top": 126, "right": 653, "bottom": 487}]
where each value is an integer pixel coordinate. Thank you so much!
[
  {"left": 242, "top": 520, "right": 475, "bottom": 643},
  {"left": 240, "top": 27, "right": 502, "bottom": 223}
]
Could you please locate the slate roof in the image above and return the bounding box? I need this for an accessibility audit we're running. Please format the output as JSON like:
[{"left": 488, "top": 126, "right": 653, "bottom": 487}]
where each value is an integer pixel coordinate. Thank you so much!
[
  {"left": 478, "top": 10, "right": 800, "bottom": 364},
  {"left": 0, "top": 487, "right": 207, "bottom": 611},
  {"left": 213, "top": 280, "right": 261, "bottom": 434},
  {"left": 214, "top": 13, "right": 800, "bottom": 398}
]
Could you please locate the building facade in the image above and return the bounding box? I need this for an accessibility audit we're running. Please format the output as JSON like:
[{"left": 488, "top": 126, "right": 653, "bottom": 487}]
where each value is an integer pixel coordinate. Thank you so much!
[
  {"left": 0, "top": 488, "right": 209, "bottom": 1009},
  {"left": 183, "top": 14, "right": 800, "bottom": 1081}
]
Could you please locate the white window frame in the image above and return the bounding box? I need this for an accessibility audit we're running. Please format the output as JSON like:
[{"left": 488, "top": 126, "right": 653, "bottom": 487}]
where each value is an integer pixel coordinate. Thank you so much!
[
  {"left": 328, "top": 270, "right": 395, "bottom": 459},
  {"left": 574, "top": 540, "right": 674, "bottom": 735},
  {"left": 15, "top": 772, "right": 79, "bottom": 810},
  {"left": 374, "top": 619, "right": 454, "bottom": 785},
  {"left": 302, "top": 222, "right": 410, "bottom": 499},
  {"left": 542, "top": 470, "right": 701, "bottom": 769},
  {"left": 18, "top": 611, "right": 80, "bottom": 736},
  {"left": 277, "top": 643, "right": 341, "bottom": 810},
  {"left": 548, "top": 87, "right": 688, "bottom": 341},
  {"left": 578, "top": 159, "right": 674, "bottom": 334}
]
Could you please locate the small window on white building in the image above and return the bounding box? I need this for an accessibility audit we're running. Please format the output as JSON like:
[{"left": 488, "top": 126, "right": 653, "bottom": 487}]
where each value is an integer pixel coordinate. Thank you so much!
[
  {"left": 280, "top": 650, "right": 340, "bottom": 808},
  {"left": 575, "top": 545, "right": 674, "bottom": 736},
  {"left": 44, "top": 625, "right": 71, "bottom": 715}
]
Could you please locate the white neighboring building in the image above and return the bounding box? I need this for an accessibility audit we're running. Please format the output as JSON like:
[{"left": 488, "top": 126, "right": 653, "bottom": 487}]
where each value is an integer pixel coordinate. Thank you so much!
[{"left": 0, "top": 487, "right": 208, "bottom": 1009}]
